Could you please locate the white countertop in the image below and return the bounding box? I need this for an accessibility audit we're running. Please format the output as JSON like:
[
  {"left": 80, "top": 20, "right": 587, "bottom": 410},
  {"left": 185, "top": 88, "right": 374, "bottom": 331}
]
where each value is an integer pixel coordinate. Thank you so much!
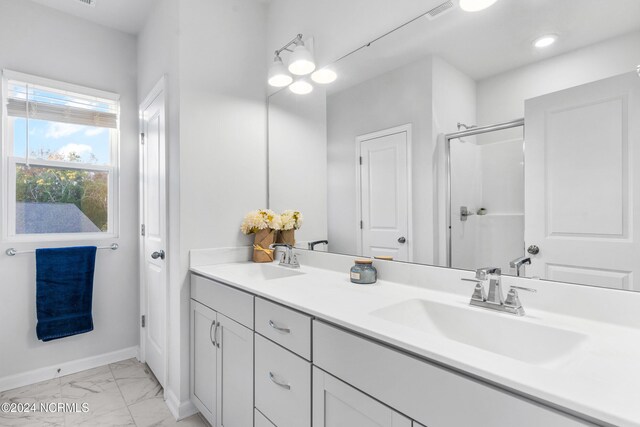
[{"left": 190, "top": 255, "right": 640, "bottom": 427}]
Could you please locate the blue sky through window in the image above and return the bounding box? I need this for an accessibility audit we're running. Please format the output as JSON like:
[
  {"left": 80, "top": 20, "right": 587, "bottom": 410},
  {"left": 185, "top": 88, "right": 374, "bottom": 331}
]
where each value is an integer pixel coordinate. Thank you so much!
[{"left": 12, "top": 118, "right": 110, "bottom": 164}]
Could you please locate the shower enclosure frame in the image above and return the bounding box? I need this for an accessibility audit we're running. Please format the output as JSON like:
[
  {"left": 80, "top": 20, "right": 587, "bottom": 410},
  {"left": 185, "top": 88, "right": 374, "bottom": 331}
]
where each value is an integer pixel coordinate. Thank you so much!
[{"left": 444, "top": 118, "right": 524, "bottom": 268}]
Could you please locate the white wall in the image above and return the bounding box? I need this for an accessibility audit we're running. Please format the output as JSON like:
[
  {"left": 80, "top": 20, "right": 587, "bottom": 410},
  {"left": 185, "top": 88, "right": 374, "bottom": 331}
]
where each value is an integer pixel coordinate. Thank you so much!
[
  {"left": 269, "top": 88, "right": 328, "bottom": 246},
  {"left": 139, "top": 0, "right": 268, "bottom": 415},
  {"left": 327, "top": 58, "right": 433, "bottom": 262},
  {"left": 0, "top": 0, "right": 139, "bottom": 383},
  {"left": 477, "top": 31, "right": 640, "bottom": 126}
]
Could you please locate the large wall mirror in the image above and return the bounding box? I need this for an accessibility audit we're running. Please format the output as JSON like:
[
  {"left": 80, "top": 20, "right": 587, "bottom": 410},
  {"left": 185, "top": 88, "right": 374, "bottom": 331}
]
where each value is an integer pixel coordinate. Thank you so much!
[{"left": 268, "top": 0, "right": 640, "bottom": 291}]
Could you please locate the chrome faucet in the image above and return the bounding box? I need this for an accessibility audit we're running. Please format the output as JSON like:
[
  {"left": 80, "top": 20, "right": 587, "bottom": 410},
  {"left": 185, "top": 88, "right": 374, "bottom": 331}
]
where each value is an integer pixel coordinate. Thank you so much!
[
  {"left": 509, "top": 256, "right": 531, "bottom": 277},
  {"left": 269, "top": 244, "right": 300, "bottom": 268},
  {"left": 462, "top": 267, "right": 536, "bottom": 316},
  {"left": 308, "top": 240, "right": 328, "bottom": 250}
]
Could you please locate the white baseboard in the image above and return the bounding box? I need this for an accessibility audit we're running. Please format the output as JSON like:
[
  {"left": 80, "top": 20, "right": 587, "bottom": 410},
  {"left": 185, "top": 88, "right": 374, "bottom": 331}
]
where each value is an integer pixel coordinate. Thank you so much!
[
  {"left": 165, "top": 388, "right": 198, "bottom": 421},
  {"left": 0, "top": 346, "right": 139, "bottom": 392}
]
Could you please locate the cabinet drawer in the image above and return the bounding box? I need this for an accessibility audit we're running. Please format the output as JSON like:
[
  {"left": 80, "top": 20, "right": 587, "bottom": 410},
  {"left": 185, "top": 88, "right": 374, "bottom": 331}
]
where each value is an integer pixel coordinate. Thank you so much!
[
  {"left": 255, "top": 334, "right": 311, "bottom": 427},
  {"left": 255, "top": 298, "right": 312, "bottom": 360},
  {"left": 190, "top": 273, "right": 253, "bottom": 328},
  {"left": 255, "top": 409, "right": 276, "bottom": 427},
  {"left": 313, "top": 320, "right": 594, "bottom": 427}
]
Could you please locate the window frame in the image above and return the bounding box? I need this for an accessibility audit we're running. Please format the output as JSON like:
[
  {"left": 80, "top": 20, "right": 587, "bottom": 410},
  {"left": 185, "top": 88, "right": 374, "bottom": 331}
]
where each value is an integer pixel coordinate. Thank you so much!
[{"left": 1, "top": 70, "right": 120, "bottom": 242}]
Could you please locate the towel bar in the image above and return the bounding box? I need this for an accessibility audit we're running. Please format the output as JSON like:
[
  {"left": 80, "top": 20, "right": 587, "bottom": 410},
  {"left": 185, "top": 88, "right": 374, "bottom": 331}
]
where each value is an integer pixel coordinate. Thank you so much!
[{"left": 5, "top": 243, "right": 119, "bottom": 257}]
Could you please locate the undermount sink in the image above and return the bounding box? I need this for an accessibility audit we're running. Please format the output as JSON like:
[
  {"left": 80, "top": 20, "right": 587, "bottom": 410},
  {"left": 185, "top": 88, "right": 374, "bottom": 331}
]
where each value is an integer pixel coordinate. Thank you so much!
[
  {"left": 241, "top": 263, "right": 306, "bottom": 281},
  {"left": 370, "top": 299, "right": 587, "bottom": 365}
]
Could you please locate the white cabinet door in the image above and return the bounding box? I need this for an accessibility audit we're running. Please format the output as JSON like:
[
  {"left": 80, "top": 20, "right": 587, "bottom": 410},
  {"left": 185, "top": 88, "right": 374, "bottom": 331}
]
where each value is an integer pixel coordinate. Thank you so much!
[
  {"left": 216, "top": 313, "right": 253, "bottom": 427},
  {"left": 190, "top": 300, "right": 217, "bottom": 425},
  {"left": 524, "top": 71, "right": 640, "bottom": 290},
  {"left": 313, "top": 367, "right": 412, "bottom": 427}
]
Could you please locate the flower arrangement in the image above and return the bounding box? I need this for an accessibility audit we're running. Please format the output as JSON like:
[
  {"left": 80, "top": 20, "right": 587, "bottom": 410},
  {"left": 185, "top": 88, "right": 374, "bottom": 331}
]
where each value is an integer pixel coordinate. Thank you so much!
[
  {"left": 279, "top": 210, "right": 303, "bottom": 231},
  {"left": 240, "top": 209, "right": 282, "bottom": 235},
  {"left": 241, "top": 209, "right": 281, "bottom": 263}
]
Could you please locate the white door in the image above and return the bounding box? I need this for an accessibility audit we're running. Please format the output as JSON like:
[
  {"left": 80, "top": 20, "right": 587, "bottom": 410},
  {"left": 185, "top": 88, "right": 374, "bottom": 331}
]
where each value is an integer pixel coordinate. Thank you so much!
[
  {"left": 312, "top": 367, "right": 412, "bottom": 427},
  {"left": 140, "top": 82, "right": 167, "bottom": 384},
  {"left": 358, "top": 126, "right": 411, "bottom": 261},
  {"left": 190, "top": 301, "right": 217, "bottom": 425},
  {"left": 216, "top": 314, "right": 253, "bottom": 427},
  {"left": 524, "top": 71, "right": 640, "bottom": 290}
]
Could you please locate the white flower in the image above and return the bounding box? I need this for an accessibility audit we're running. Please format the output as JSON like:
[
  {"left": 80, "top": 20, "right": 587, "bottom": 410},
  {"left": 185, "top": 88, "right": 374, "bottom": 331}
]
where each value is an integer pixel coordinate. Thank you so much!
[
  {"left": 280, "top": 210, "right": 303, "bottom": 230},
  {"left": 240, "top": 209, "right": 282, "bottom": 234}
]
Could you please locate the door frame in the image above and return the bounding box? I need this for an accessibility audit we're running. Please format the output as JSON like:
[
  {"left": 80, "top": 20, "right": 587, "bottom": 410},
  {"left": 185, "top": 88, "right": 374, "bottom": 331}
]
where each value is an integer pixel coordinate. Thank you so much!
[
  {"left": 355, "top": 124, "right": 413, "bottom": 262},
  {"left": 138, "top": 76, "right": 169, "bottom": 389},
  {"left": 443, "top": 118, "right": 524, "bottom": 268}
]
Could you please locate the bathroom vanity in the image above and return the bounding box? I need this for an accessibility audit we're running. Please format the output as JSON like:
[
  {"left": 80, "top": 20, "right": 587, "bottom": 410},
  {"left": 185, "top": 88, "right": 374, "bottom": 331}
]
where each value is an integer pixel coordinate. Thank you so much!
[{"left": 189, "top": 248, "right": 640, "bottom": 427}]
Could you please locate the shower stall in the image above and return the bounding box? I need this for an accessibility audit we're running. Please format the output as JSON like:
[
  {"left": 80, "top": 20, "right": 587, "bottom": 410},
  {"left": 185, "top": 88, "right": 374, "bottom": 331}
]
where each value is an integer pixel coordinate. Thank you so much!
[{"left": 445, "top": 119, "right": 525, "bottom": 275}]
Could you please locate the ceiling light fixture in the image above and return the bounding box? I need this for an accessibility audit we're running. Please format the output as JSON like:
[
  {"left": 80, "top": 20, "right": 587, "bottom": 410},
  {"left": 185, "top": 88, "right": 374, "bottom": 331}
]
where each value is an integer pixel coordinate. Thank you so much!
[
  {"left": 533, "top": 34, "right": 557, "bottom": 48},
  {"left": 289, "top": 79, "right": 314, "bottom": 95},
  {"left": 458, "top": 0, "right": 498, "bottom": 12},
  {"left": 311, "top": 68, "right": 337, "bottom": 84},
  {"left": 268, "top": 55, "right": 293, "bottom": 87}
]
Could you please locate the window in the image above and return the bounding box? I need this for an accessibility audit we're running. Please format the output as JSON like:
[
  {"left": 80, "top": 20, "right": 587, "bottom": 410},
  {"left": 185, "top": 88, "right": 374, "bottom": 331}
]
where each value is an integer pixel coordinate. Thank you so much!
[{"left": 2, "top": 70, "right": 119, "bottom": 240}]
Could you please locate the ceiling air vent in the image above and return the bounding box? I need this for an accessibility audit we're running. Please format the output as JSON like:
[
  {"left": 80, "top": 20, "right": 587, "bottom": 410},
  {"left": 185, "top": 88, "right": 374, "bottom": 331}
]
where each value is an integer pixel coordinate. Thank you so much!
[
  {"left": 76, "top": 0, "right": 96, "bottom": 6},
  {"left": 426, "top": 1, "right": 454, "bottom": 20}
]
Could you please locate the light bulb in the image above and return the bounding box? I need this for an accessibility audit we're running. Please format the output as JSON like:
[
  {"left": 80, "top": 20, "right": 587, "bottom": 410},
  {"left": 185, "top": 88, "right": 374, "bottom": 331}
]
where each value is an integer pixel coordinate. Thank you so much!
[
  {"left": 533, "top": 35, "right": 557, "bottom": 48},
  {"left": 288, "top": 44, "right": 316, "bottom": 76},
  {"left": 311, "top": 68, "right": 337, "bottom": 84},
  {"left": 459, "top": 0, "right": 498, "bottom": 12},
  {"left": 289, "top": 79, "right": 313, "bottom": 95},
  {"left": 268, "top": 56, "right": 293, "bottom": 87}
]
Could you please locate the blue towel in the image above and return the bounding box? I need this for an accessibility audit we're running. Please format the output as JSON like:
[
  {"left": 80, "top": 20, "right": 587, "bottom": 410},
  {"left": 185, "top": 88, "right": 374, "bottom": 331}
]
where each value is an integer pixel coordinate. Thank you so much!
[{"left": 36, "top": 246, "right": 97, "bottom": 342}]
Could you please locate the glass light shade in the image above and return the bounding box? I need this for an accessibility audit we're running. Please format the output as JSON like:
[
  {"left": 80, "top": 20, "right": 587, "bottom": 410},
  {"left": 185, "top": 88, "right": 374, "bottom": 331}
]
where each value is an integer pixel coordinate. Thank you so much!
[
  {"left": 533, "top": 35, "right": 557, "bottom": 48},
  {"left": 459, "top": 0, "right": 498, "bottom": 12},
  {"left": 268, "top": 57, "right": 293, "bottom": 87},
  {"left": 289, "top": 79, "right": 314, "bottom": 95},
  {"left": 311, "top": 68, "right": 337, "bottom": 84},
  {"left": 288, "top": 44, "right": 316, "bottom": 76}
]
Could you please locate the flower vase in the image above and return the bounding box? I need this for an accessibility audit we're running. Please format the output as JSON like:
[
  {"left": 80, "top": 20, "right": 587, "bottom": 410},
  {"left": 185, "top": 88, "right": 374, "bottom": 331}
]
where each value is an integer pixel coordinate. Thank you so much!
[
  {"left": 277, "top": 229, "right": 296, "bottom": 246},
  {"left": 253, "top": 229, "right": 276, "bottom": 263}
]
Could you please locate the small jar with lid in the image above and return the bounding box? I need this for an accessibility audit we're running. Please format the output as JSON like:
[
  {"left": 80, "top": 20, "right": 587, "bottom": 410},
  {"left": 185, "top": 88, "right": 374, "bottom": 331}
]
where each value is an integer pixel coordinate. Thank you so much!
[{"left": 350, "top": 259, "right": 377, "bottom": 284}]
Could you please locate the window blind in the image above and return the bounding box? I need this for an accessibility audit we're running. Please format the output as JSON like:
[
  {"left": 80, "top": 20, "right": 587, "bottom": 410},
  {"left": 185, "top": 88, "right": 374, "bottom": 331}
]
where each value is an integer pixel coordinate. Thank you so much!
[{"left": 6, "top": 80, "right": 118, "bottom": 129}]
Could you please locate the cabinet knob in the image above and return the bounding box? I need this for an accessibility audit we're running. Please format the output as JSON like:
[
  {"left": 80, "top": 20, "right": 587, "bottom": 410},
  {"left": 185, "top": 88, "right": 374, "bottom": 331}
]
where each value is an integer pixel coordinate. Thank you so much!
[{"left": 398, "top": 237, "right": 406, "bottom": 244}]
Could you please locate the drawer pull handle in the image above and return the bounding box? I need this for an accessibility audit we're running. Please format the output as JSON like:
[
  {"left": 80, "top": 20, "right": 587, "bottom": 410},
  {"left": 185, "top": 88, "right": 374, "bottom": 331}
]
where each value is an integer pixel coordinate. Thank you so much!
[
  {"left": 269, "top": 320, "right": 291, "bottom": 334},
  {"left": 269, "top": 372, "right": 291, "bottom": 390}
]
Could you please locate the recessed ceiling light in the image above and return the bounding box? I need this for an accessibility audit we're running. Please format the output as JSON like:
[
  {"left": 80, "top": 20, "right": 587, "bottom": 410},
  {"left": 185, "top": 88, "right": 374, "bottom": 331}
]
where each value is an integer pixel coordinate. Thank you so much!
[
  {"left": 533, "top": 35, "right": 558, "bottom": 48},
  {"left": 459, "top": 0, "right": 498, "bottom": 12},
  {"left": 289, "top": 79, "right": 314, "bottom": 95},
  {"left": 311, "top": 68, "right": 337, "bottom": 84}
]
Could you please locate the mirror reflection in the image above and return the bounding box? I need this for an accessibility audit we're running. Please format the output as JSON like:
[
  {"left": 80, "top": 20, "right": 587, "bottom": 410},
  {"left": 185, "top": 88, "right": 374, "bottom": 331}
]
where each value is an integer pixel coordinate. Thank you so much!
[{"left": 268, "top": 0, "right": 640, "bottom": 291}]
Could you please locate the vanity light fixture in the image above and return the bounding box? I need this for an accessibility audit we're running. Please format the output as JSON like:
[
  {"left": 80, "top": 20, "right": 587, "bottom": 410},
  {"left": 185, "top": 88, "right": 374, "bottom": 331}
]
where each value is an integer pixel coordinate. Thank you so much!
[
  {"left": 458, "top": 0, "right": 498, "bottom": 12},
  {"left": 311, "top": 68, "right": 337, "bottom": 84},
  {"left": 268, "top": 55, "right": 293, "bottom": 87},
  {"left": 288, "top": 41, "right": 316, "bottom": 75},
  {"left": 533, "top": 34, "right": 558, "bottom": 48},
  {"left": 268, "top": 34, "right": 316, "bottom": 88},
  {"left": 289, "top": 79, "right": 314, "bottom": 95}
]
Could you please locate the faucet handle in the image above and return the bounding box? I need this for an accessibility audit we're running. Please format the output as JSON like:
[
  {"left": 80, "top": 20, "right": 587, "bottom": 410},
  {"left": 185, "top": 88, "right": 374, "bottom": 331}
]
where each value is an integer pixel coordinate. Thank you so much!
[
  {"left": 505, "top": 286, "right": 536, "bottom": 309},
  {"left": 461, "top": 278, "right": 486, "bottom": 302},
  {"left": 510, "top": 285, "right": 537, "bottom": 293}
]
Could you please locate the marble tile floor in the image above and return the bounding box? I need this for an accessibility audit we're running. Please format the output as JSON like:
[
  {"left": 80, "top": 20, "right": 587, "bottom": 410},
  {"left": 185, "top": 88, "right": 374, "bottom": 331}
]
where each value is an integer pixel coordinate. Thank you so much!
[{"left": 0, "top": 359, "right": 208, "bottom": 427}]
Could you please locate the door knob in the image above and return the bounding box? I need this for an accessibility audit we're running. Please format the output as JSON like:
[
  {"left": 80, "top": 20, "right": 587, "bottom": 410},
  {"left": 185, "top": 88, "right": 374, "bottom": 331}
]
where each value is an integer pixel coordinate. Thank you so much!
[
  {"left": 527, "top": 245, "right": 540, "bottom": 255},
  {"left": 398, "top": 237, "right": 406, "bottom": 244},
  {"left": 151, "top": 250, "right": 166, "bottom": 260}
]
